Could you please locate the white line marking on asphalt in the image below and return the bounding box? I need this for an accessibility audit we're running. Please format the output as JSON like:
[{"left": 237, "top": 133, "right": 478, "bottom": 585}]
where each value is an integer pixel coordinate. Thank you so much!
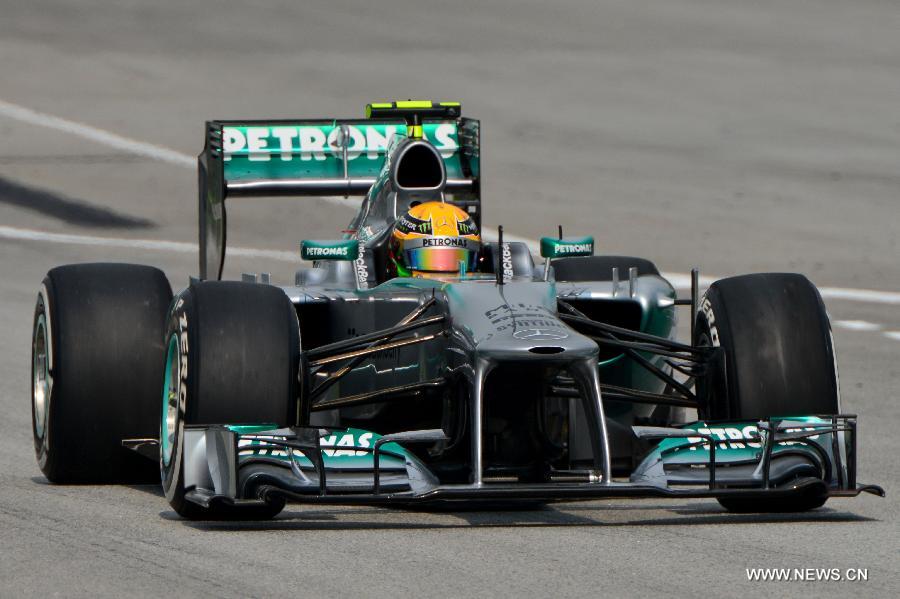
[
  {"left": 479, "top": 226, "right": 539, "bottom": 252},
  {"left": 5, "top": 224, "right": 900, "bottom": 308},
  {"left": 834, "top": 320, "right": 883, "bottom": 332},
  {"left": 0, "top": 99, "right": 360, "bottom": 208},
  {"left": 0, "top": 225, "right": 298, "bottom": 261},
  {"left": 815, "top": 287, "right": 900, "bottom": 306},
  {"left": 0, "top": 99, "right": 194, "bottom": 168},
  {"left": 658, "top": 273, "right": 717, "bottom": 290},
  {"left": 3, "top": 97, "right": 900, "bottom": 306},
  {"left": 884, "top": 331, "right": 900, "bottom": 341}
]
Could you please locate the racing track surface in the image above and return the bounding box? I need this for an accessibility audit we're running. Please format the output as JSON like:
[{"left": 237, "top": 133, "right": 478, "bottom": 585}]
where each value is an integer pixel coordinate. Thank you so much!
[{"left": 0, "top": 1, "right": 897, "bottom": 596}]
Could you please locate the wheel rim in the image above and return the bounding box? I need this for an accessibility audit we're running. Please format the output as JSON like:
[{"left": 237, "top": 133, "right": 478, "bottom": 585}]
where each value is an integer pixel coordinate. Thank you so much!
[
  {"left": 32, "top": 315, "right": 50, "bottom": 442},
  {"left": 161, "top": 335, "right": 179, "bottom": 468}
]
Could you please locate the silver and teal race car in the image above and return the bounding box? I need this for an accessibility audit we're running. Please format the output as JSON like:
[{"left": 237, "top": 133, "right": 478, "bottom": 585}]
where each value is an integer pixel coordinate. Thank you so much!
[{"left": 30, "top": 101, "right": 883, "bottom": 519}]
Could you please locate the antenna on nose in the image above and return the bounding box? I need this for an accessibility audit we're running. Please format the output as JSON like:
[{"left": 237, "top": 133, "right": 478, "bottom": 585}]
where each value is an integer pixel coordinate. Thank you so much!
[{"left": 496, "top": 226, "right": 505, "bottom": 286}]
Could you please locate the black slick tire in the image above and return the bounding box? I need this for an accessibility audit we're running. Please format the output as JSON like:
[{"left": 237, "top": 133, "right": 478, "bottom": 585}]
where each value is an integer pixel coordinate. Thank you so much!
[
  {"left": 160, "top": 281, "right": 299, "bottom": 520},
  {"left": 32, "top": 263, "right": 172, "bottom": 483},
  {"left": 694, "top": 273, "right": 839, "bottom": 512}
]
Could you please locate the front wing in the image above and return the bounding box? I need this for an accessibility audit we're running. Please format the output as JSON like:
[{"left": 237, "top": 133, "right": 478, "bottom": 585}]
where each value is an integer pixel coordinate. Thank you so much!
[{"left": 177, "top": 416, "right": 884, "bottom": 510}]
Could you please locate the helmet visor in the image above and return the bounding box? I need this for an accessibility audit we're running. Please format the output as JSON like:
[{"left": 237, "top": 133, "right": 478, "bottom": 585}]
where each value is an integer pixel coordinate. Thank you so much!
[{"left": 403, "top": 247, "right": 477, "bottom": 273}]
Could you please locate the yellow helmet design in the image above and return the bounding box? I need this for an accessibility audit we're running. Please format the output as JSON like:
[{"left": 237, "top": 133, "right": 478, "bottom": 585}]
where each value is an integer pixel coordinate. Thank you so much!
[{"left": 390, "top": 201, "right": 481, "bottom": 277}]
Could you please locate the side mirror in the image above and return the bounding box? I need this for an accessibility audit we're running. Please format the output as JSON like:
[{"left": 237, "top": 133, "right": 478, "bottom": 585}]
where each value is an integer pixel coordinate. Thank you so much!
[
  {"left": 300, "top": 239, "right": 359, "bottom": 261},
  {"left": 540, "top": 236, "right": 594, "bottom": 259}
]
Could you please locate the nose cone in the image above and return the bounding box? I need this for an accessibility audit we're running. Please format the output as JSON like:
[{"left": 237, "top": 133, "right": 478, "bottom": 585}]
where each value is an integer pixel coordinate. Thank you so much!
[
  {"left": 444, "top": 280, "right": 599, "bottom": 361},
  {"left": 476, "top": 319, "right": 599, "bottom": 361}
]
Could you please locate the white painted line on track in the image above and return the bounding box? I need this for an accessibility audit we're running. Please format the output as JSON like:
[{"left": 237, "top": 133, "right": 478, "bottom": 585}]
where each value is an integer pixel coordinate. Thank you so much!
[
  {"left": 658, "top": 273, "right": 717, "bottom": 290},
  {"left": 3, "top": 97, "right": 900, "bottom": 306},
  {"left": 884, "top": 331, "right": 900, "bottom": 341},
  {"left": 0, "top": 225, "right": 298, "bottom": 262},
  {"left": 835, "top": 320, "right": 883, "bottom": 332},
  {"left": 5, "top": 224, "right": 900, "bottom": 310},
  {"left": 0, "top": 100, "right": 194, "bottom": 168},
  {"left": 0, "top": 99, "right": 360, "bottom": 209},
  {"left": 815, "top": 287, "right": 900, "bottom": 306},
  {"left": 479, "top": 226, "right": 539, "bottom": 253}
]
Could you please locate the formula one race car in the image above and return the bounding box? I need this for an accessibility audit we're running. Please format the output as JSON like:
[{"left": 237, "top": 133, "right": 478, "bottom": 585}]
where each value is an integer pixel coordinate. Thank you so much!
[{"left": 30, "top": 101, "right": 883, "bottom": 519}]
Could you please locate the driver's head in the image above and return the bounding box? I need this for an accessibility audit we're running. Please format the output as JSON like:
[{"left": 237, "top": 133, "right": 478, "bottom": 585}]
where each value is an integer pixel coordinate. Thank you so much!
[{"left": 390, "top": 201, "right": 480, "bottom": 278}]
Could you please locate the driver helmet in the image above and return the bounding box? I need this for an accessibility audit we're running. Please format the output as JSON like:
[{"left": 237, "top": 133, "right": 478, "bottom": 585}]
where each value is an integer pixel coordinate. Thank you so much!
[{"left": 390, "top": 201, "right": 480, "bottom": 277}]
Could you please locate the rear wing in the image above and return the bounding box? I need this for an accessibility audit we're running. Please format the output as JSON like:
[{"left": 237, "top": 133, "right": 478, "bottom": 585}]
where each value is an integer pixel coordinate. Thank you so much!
[{"left": 198, "top": 113, "right": 481, "bottom": 279}]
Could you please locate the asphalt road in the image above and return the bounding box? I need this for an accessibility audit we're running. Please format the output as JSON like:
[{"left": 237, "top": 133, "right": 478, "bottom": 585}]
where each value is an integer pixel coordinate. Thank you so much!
[{"left": 1, "top": 1, "right": 897, "bottom": 596}]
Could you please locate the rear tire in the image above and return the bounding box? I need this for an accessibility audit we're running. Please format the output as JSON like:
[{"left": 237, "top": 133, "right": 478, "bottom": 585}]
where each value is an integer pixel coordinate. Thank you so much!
[
  {"left": 32, "top": 263, "right": 172, "bottom": 483},
  {"left": 161, "top": 281, "right": 299, "bottom": 520},
  {"left": 694, "top": 273, "right": 838, "bottom": 512},
  {"left": 552, "top": 256, "right": 659, "bottom": 282}
]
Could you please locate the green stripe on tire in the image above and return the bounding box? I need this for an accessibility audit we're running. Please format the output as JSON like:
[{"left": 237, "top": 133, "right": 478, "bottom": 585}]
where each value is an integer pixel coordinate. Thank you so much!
[{"left": 161, "top": 334, "right": 178, "bottom": 468}]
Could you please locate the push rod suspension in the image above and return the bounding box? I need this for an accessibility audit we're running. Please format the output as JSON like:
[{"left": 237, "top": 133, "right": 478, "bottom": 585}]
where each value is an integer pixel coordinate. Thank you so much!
[
  {"left": 557, "top": 301, "right": 702, "bottom": 355},
  {"left": 309, "top": 331, "right": 445, "bottom": 367},
  {"left": 557, "top": 299, "right": 699, "bottom": 401},
  {"left": 304, "top": 313, "right": 443, "bottom": 359}
]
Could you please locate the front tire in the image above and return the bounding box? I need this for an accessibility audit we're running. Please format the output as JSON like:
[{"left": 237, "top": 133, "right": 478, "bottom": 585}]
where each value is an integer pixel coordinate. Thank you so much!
[
  {"left": 694, "top": 273, "right": 838, "bottom": 512},
  {"left": 161, "top": 281, "right": 299, "bottom": 520}
]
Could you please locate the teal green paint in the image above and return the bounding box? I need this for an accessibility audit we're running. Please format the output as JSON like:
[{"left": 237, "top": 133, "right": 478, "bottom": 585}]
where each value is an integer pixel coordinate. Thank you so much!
[
  {"left": 541, "top": 236, "right": 594, "bottom": 258},
  {"left": 651, "top": 417, "right": 832, "bottom": 464},
  {"left": 222, "top": 121, "right": 464, "bottom": 181},
  {"left": 600, "top": 283, "right": 676, "bottom": 415},
  {"left": 234, "top": 427, "right": 414, "bottom": 470},
  {"left": 227, "top": 424, "right": 280, "bottom": 434},
  {"left": 597, "top": 353, "right": 626, "bottom": 368},
  {"left": 160, "top": 335, "right": 178, "bottom": 468},
  {"left": 300, "top": 239, "right": 359, "bottom": 261}
]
